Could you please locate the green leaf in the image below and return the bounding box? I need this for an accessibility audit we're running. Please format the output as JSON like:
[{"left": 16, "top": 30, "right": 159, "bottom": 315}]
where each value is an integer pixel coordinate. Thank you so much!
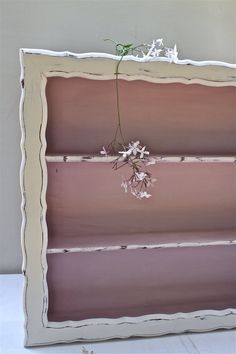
[{"left": 123, "top": 43, "right": 133, "bottom": 48}]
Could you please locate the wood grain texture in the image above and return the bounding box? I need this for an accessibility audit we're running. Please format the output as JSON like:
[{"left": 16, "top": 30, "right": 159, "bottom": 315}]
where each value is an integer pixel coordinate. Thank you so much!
[{"left": 20, "top": 49, "right": 236, "bottom": 346}]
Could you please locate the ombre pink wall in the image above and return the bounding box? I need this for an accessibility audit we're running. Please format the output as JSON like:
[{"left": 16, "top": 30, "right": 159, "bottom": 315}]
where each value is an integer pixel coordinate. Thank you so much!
[
  {"left": 45, "top": 76, "right": 236, "bottom": 322},
  {"left": 46, "top": 162, "right": 236, "bottom": 248},
  {"left": 46, "top": 77, "right": 236, "bottom": 155},
  {"left": 47, "top": 246, "right": 236, "bottom": 321}
]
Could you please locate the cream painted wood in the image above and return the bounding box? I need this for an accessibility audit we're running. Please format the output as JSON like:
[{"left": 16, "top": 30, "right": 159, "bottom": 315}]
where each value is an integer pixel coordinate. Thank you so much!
[
  {"left": 2, "top": 275, "right": 236, "bottom": 354},
  {"left": 46, "top": 155, "right": 236, "bottom": 163},
  {"left": 20, "top": 49, "right": 236, "bottom": 347},
  {"left": 47, "top": 240, "right": 236, "bottom": 254}
]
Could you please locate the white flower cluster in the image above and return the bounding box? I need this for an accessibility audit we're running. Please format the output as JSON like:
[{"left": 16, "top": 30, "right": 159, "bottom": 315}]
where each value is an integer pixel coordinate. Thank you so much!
[
  {"left": 141, "top": 39, "right": 178, "bottom": 63},
  {"left": 118, "top": 141, "right": 156, "bottom": 199},
  {"left": 121, "top": 179, "right": 153, "bottom": 199},
  {"left": 119, "top": 140, "right": 149, "bottom": 159},
  {"left": 121, "top": 171, "right": 156, "bottom": 199},
  {"left": 100, "top": 141, "right": 156, "bottom": 199}
]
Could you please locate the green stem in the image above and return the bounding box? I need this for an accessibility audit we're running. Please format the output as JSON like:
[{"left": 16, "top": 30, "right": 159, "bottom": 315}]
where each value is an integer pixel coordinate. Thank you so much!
[{"left": 114, "top": 56, "right": 126, "bottom": 145}]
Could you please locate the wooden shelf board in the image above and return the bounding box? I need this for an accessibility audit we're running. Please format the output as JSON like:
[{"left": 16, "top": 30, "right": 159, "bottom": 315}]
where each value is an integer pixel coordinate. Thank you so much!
[
  {"left": 46, "top": 154, "right": 236, "bottom": 163},
  {"left": 47, "top": 229, "right": 236, "bottom": 254}
]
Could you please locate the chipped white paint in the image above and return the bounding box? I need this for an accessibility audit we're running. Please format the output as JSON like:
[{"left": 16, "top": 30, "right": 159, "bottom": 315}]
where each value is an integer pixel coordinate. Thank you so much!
[
  {"left": 46, "top": 239, "right": 236, "bottom": 254},
  {"left": 45, "top": 154, "right": 236, "bottom": 163},
  {"left": 47, "top": 239, "right": 236, "bottom": 254},
  {"left": 47, "top": 308, "right": 236, "bottom": 330},
  {"left": 20, "top": 49, "right": 236, "bottom": 347},
  {"left": 21, "top": 48, "right": 236, "bottom": 69}
]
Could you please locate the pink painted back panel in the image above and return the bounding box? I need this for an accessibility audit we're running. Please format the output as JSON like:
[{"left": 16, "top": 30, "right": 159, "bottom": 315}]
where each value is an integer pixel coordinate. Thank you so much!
[
  {"left": 46, "top": 162, "right": 236, "bottom": 248},
  {"left": 47, "top": 246, "right": 236, "bottom": 321},
  {"left": 46, "top": 78, "right": 236, "bottom": 155},
  {"left": 45, "top": 75, "right": 236, "bottom": 324}
]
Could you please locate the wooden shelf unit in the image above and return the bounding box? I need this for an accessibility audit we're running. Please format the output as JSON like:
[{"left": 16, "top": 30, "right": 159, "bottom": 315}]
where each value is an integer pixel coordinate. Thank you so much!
[{"left": 20, "top": 49, "right": 236, "bottom": 346}]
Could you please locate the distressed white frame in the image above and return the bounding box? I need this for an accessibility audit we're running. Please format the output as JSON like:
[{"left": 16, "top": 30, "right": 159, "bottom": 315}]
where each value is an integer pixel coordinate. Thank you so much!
[{"left": 20, "top": 49, "right": 236, "bottom": 347}]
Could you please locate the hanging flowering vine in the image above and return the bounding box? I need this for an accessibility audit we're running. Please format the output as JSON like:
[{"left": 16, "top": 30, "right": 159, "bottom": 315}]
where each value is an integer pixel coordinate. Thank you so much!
[{"left": 100, "top": 39, "right": 178, "bottom": 199}]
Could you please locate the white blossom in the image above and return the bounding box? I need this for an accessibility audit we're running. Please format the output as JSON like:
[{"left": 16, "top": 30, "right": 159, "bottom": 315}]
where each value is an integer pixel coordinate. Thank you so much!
[
  {"left": 141, "top": 39, "right": 178, "bottom": 63},
  {"left": 135, "top": 172, "right": 147, "bottom": 181},
  {"left": 138, "top": 145, "right": 149, "bottom": 159},
  {"left": 131, "top": 190, "right": 152, "bottom": 199},
  {"left": 151, "top": 48, "right": 162, "bottom": 57},
  {"left": 101, "top": 140, "right": 155, "bottom": 200},
  {"left": 100, "top": 146, "right": 108, "bottom": 156},
  {"left": 118, "top": 148, "right": 132, "bottom": 158},
  {"left": 121, "top": 180, "right": 128, "bottom": 192},
  {"left": 120, "top": 141, "right": 150, "bottom": 159},
  {"left": 146, "top": 40, "right": 156, "bottom": 57},
  {"left": 139, "top": 191, "right": 152, "bottom": 199},
  {"left": 165, "top": 44, "right": 178, "bottom": 62},
  {"left": 128, "top": 141, "right": 140, "bottom": 155},
  {"left": 155, "top": 38, "right": 163, "bottom": 47},
  {"left": 119, "top": 141, "right": 143, "bottom": 158}
]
